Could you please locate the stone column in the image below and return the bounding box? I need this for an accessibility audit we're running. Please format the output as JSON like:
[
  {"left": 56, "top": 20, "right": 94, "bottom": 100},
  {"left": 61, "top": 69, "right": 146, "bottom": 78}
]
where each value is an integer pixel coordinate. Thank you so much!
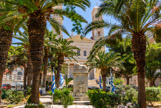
[{"left": 73, "top": 63, "right": 88, "bottom": 101}]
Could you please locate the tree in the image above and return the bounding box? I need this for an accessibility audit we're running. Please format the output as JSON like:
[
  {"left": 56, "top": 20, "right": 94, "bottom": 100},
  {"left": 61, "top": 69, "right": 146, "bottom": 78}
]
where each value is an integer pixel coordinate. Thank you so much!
[
  {"left": 42, "top": 30, "right": 57, "bottom": 88},
  {"left": 13, "top": 30, "right": 33, "bottom": 87},
  {"left": 0, "top": 1, "right": 24, "bottom": 102},
  {"left": 108, "top": 38, "right": 136, "bottom": 85},
  {"left": 146, "top": 43, "right": 161, "bottom": 86},
  {"left": 84, "top": 1, "right": 161, "bottom": 107},
  {"left": 7, "top": 46, "right": 28, "bottom": 89},
  {"left": 2, "top": 0, "right": 90, "bottom": 104},
  {"left": 87, "top": 51, "right": 123, "bottom": 91},
  {"left": 145, "top": 61, "right": 161, "bottom": 86},
  {"left": 50, "top": 38, "right": 79, "bottom": 88}
]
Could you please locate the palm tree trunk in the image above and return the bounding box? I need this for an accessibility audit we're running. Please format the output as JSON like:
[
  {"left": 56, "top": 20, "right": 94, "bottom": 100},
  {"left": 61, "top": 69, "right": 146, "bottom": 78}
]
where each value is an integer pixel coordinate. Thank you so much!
[
  {"left": 55, "top": 65, "right": 60, "bottom": 88},
  {"left": 150, "top": 80, "right": 155, "bottom": 87},
  {"left": 24, "top": 64, "right": 27, "bottom": 90},
  {"left": 132, "top": 32, "right": 147, "bottom": 108},
  {"left": 42, "top": 47, "right": 48, "bottom": 87},
  {"left": 125, "top": 75, "right": 130, "bottom": 85},
  {"left": 27, "top": 12, "right": 46, "bottom": 104},
  {"left": 39, "top": 72, "right": 42, "bottom": 87},
  {"left": 27, "top": 58, "right": 33, "bottom": 87},
  {"left": 0, "top": 26, "right": 13, "bottom": 103},
  {"left": 27, "top": 48, "right": 33, "bottom": 87},
  {"left": 102, "top": 75, "right": 106, "bottom": 92},
  {"left": 55, "top": 55, "right": 64, "bottom": 88}
]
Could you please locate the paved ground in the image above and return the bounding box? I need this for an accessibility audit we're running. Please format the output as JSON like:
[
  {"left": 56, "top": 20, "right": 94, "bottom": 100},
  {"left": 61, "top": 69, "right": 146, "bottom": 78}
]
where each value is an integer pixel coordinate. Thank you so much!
[
  {"left": 14, "top": 95, "right": 94, "bottom": 108},
  {"left": 14, "top": 105, "right": 94, "bottom": 108}
]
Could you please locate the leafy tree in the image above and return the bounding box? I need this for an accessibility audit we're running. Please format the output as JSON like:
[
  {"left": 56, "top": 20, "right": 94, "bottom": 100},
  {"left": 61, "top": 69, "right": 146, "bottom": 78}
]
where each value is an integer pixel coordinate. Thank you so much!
[
  {"left": 87, "top": 51, "right": 123, "bottom": 91},
  {"left": 146, "top": 43, "right": 161, "bottom": 86},
  {"left": 108, "top": 38, "right": 136, "bottom": 85},
  {"left": 2, "top": 0, "right": 90, "bottom": 104},
  {"left": 8, "top": 46, "right": 28, "bottom": 89},
  {"left": 50, "top": 38, "right": 79, "bottom": 88},
  {"left": 84, "top": 1, "right": 161, "bottom": 107}
]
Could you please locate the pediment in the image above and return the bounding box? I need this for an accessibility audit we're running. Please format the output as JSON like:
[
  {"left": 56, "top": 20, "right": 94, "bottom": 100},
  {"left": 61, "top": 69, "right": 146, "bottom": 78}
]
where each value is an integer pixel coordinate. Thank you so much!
[{"left": 67, "top": 35, "right": 95, "bottom": 43}]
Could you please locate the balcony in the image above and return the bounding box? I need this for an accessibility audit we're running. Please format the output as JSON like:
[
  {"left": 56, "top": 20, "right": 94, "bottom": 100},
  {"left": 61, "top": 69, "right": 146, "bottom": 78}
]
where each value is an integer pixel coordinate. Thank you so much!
[{"left": 3, "top": 75, "right": 24, "bottom": 81}]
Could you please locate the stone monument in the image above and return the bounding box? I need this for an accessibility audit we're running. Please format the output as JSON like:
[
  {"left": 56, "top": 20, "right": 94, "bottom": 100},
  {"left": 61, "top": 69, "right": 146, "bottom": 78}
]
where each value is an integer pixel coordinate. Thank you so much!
[{"left": 73, "top": 63, "right": 88, "bottom": 101}]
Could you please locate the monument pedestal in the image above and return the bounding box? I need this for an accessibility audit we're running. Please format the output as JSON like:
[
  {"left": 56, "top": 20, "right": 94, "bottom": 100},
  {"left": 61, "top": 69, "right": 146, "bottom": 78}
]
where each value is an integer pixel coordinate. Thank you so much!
[{"left": 73, "top": 64, "right": 89, "bottom": 101}]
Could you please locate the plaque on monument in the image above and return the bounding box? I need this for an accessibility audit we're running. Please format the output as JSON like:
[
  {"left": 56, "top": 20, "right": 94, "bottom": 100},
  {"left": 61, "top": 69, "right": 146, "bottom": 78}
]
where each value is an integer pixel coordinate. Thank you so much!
[{"left": 73, "top": 63, "right": 88, "bottom": 101}]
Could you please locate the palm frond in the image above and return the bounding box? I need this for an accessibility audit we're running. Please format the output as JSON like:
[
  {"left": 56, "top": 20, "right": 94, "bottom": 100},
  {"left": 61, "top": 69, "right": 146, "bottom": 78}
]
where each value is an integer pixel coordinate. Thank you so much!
[{"left": 84, "top": 20, "right": 110, "bottom": 35}]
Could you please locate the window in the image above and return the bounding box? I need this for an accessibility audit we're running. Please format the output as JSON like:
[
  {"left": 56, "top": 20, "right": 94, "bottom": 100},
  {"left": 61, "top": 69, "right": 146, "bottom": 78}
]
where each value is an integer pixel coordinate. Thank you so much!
[
  {"left": 98, "top": 31, "right": 101, "bottom": 36},
  {"left": 77, "top": 50, "right": 80, "bottom": 56},
  {"left": 18, "top": 72, "right": 22, "bottom": 76},
  {"left": 84, "top": 51, "right": 87, "bottom": 56}
]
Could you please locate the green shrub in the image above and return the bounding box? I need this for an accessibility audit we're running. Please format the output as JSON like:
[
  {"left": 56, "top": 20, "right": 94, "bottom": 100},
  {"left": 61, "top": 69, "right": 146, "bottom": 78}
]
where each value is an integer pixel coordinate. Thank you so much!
[
  {"left": 158, "top": 82, "right": 161, "bottom": 87},
  {"left": 115, "top": 85, "right": 125, "bottom": 94},
  {"left": 47, "top": 90, "right": 52, "bottom": 95},
  {"left": 122, "top": 88, "right": 138, "bottom": 105},
  {"left": 53, "top": 88, "right": 73, "bottom": 108},
  {"left": 25, "top": 96, "right": 45, "bottom": 108},
  {"left": 26, "top": 87, "right": 32, "bottom": 96},
  {"left": 25, "top": 104, "right": 45, "bottom": 108},
  {"left": 88, "top": 90, "right": 121, "bottom": 108},
  {"left": 113, "top": 78, "right": 124, "bottom": 85},
  {"left": 6, "top": 90, "right": 24, "bottom": 104},
  {"left": 146, "top": 87, "right": 161, "bottom": 106},
  {"left": 1, "top": 89, "right": 7, "bottom": 99}
]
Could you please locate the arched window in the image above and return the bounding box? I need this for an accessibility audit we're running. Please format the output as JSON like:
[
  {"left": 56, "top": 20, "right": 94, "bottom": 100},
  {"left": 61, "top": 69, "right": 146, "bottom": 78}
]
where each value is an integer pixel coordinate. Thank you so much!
[
  {"left": 18, "top": 72, "right": 22, "bottom": 76},
  {"left": 84, "top": 51, "right": 87, "bottom": 56},
  {"left": 77, "top": 50, "right": 80, "bottom": 56}
]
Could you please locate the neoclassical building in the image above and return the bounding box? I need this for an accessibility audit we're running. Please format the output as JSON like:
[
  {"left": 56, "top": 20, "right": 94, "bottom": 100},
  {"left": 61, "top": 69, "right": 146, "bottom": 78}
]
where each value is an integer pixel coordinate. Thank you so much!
[{"left": 64, "top": 6, "right": 104, "bottom": 80}]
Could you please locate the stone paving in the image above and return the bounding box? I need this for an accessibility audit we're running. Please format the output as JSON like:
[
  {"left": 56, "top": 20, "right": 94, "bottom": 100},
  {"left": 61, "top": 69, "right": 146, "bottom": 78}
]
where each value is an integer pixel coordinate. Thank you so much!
[
  {"left": 14, "top": 105, "right": 94, "bottom": 108},
  {"left": 14, "top": 95, "right": 94, "bottom": 108}
]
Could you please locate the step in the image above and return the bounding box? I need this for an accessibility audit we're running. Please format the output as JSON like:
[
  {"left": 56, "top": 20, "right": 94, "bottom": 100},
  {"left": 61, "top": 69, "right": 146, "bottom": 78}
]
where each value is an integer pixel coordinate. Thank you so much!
[
  {"left": 73, "top": 101, "right": 91, "bottom": 105},
  {"left": 74, "top": 96, "right": 89, "bottom": 101}
]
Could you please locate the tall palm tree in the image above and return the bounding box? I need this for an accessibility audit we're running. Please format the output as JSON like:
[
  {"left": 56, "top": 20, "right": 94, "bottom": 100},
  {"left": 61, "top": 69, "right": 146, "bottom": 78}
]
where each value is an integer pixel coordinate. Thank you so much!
[
  {"left": 2, "top": 0, "right": 90, "bottom": 104},
  {"left": 108, "top": 38, "right": 136, "bottom": 85},
  {"left": 84, "top": 1, "right": 161, "bottom": 107},
  {"left": 42, "top": 30, "right": 56, "bottom": 88},
  {"left": 0, "top": 1, "right": 25, "bottom": 102},
  {"left": 13, "top": 31, "right": 33, "bottom": 87},
  {"left": 87, "top": 51, "right": 123, "bottom": 91},
  {"left": 50, "top": 38, "right": 79, "bottom": 88}
]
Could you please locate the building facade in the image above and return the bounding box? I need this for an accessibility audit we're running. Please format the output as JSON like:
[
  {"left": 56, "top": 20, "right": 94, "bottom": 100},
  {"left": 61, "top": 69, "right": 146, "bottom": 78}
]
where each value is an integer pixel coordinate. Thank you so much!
[
  {"left": 2, "top": 66, "right": 24, "bottom": 90},
  {"left": 63, "top": 6, "right": 104, "bottom": 80}
]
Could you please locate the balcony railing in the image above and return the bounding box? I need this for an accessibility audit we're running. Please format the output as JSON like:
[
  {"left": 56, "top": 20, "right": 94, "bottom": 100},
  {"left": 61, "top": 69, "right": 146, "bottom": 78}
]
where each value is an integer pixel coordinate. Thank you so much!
[{"left": 3, "top": 75, "right": 24, "bottom": 81}]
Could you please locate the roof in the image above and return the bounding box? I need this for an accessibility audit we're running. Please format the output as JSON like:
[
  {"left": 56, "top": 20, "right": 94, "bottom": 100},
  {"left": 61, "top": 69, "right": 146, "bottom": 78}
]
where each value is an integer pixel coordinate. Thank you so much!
[{"left": 67, "top": 35, "right": 95, "bottom": 43}]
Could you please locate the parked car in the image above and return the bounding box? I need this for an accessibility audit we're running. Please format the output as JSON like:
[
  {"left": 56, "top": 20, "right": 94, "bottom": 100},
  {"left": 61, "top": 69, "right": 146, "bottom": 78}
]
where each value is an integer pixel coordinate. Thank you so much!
[{"left": 2, "top": 84, "right": 11, "bottom": 90}]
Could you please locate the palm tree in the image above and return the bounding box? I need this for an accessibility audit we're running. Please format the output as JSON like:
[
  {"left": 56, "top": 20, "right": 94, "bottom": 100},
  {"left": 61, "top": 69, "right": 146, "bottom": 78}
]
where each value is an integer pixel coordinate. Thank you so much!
[
  {"left": 13, "top": 31, "right": 33, "bottom": 87},
  {"left": 108, "top": 38, "right": 136, "bottom": 85},
  {"left": 50, "top": 38, "right": 79, "bottom": 88},
  {"left": 42, "top": 30, "right": 56, "bottom": 88},
  {"left": 2, "top": 0, "right": 90, "bottom": 104},
  {"left": 87, "top": 51, "right": 123, "bottom": 91},
  {"left": 0, "top": 1, "right": 25, "bottom": 102},
  {"left": 84, "top": 1, "right": 161, "bottom": 107}
]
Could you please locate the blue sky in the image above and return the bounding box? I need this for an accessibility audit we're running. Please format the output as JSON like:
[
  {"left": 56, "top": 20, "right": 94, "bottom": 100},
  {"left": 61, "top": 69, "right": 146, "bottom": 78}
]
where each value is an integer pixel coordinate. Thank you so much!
[{"left": 13, "top": 0, "right": 115, "bottom": 43}]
